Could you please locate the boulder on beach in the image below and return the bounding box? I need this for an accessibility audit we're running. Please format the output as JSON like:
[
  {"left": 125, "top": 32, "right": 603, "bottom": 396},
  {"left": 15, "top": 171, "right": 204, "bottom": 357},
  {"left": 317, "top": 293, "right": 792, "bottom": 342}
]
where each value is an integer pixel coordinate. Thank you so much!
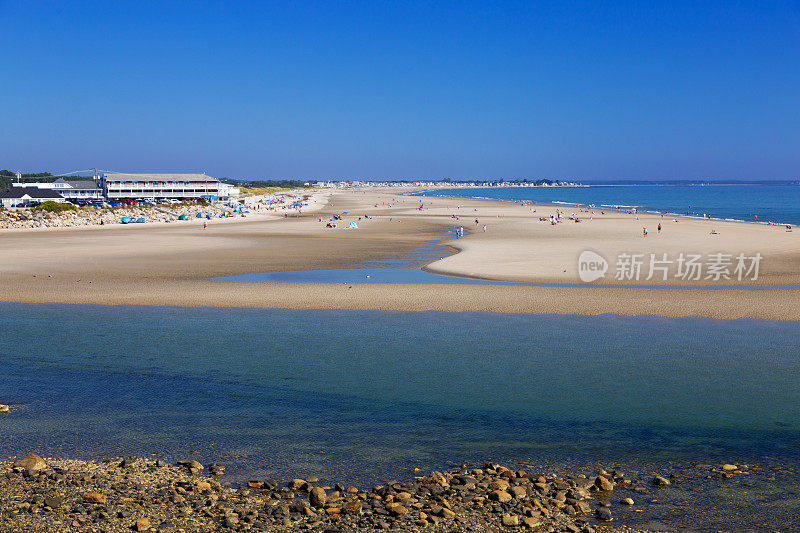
[
  {"left": 83, "top": 492, "right": 106, "bottom": 503},
  {"left": 309, "top": 486, "right": 327, "bottom": 508},
  {"left": 177, "top": 459, "right": 203, "bottom": 474},
  {"left": 13, "top": 454, "right": 46, "bottom": 471},
  {"left": 489, "top": 489, "right": 512, "bottom": 502},
  {"left": 502, "top": 513, "right": 520, "bottom": 526}
]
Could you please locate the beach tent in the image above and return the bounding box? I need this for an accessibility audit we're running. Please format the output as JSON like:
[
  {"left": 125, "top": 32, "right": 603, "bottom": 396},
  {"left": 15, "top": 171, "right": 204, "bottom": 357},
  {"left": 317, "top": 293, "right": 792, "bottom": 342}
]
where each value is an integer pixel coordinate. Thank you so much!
[
  {"left": 135, "top": 217, "right": 145, "bottom": 223},
  {"left": 120, "top": 216, "right": 132, "bottom": 224},
  {"left": 196, "top": 213, "right": 203, "bottom": 218},
  {"left": 349, "top": 221, "right": 358, "bottom": 229},
  {"left": 178, "top": 214, "right": 189, "bottom": 221}
]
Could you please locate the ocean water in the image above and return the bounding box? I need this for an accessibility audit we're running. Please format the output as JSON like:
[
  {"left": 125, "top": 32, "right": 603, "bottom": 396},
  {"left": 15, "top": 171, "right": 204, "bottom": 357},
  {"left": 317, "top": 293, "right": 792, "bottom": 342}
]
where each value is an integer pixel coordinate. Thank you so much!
[
  {"left": 1, "top": 303, "right": 799, "bottom": 530},
  {"left": 412, "top": 184, "right": 800, "bottom": 225}
]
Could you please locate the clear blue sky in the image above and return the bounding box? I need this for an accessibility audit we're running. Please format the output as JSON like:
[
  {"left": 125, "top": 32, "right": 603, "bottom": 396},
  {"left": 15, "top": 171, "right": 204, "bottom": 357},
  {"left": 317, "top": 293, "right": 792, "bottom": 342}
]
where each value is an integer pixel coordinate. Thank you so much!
[{"left": 2, "top": 1, "right": 798, "bottom": 180}]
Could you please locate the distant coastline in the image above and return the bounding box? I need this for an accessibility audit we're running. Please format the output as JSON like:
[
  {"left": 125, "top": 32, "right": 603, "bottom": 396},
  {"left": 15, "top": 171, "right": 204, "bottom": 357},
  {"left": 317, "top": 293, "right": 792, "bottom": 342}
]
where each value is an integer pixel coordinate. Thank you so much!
[{"left": 412, "top": 183, "right": 800, "bottom": 226}]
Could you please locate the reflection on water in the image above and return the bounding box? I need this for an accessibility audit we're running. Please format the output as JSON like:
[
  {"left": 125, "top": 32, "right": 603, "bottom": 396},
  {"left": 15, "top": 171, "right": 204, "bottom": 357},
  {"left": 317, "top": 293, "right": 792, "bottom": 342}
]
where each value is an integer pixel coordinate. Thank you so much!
[{"left": 0, "top": 304, "right": 798, "bottom": 530}]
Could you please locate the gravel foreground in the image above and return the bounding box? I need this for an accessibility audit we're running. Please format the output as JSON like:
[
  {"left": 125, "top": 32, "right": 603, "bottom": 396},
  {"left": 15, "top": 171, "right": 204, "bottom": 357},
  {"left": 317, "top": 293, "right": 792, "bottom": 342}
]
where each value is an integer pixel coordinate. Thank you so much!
[{"left": 0, "top": 454, "right": 689, "bottom": 533}]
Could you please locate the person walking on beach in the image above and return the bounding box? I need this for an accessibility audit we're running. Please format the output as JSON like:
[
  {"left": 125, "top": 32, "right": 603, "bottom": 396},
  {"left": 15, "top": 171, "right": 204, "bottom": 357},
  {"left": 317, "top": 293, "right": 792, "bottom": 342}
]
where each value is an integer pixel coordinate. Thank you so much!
[
  {"left": 658, "top": 223, "right": 662, "bottom": 234},
  {"left": 643, "top": 227, "right": 647, "bottom": 237},
  {"left": 203, "top": 220, "right": 207, "bottom": 230}
]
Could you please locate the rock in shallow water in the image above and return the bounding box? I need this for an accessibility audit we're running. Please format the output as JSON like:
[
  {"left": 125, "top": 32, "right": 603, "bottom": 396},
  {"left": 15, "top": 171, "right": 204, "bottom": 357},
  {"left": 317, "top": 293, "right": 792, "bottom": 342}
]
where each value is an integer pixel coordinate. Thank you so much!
[
  {"left": 594, "top": 475, "right": 614, "bottom": 492},
  {"left": 595, "top": 507, "right": 613, "bottom": 521}
]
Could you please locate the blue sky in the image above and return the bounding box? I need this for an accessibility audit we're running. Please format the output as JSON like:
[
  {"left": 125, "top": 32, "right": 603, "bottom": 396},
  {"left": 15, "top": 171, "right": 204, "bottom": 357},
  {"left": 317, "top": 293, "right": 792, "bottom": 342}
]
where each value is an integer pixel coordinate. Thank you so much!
[{"left": 2, "top": 1, "right": 798, "bottom": 180}]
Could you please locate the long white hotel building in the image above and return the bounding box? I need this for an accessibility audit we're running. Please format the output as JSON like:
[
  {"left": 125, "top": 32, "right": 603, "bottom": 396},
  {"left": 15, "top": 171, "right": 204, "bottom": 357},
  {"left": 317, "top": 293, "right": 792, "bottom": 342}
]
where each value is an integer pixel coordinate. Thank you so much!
[{"left": 102, "top": 173, "right": 238, "bottom": 200}]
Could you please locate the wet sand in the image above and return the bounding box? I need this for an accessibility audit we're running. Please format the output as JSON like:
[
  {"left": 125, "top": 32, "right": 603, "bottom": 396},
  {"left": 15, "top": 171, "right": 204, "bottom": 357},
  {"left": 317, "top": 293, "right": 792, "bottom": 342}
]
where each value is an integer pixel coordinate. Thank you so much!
[{"left": 1, "top": 188, "right": 798, "bottom": 320}]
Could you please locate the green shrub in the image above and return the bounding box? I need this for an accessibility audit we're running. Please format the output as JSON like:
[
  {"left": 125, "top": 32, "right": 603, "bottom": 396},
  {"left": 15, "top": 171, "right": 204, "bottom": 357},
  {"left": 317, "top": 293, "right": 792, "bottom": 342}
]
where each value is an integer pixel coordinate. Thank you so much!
[{"left": 33, "top": 201, "right": 77, "bottom": 213}]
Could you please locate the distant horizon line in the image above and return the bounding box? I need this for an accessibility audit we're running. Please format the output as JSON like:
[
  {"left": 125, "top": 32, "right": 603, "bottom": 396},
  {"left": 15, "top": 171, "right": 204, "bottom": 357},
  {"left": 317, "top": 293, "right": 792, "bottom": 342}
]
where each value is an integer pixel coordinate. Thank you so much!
[{"left": 3, "top": 169, "right": 797, "bottom": 186}]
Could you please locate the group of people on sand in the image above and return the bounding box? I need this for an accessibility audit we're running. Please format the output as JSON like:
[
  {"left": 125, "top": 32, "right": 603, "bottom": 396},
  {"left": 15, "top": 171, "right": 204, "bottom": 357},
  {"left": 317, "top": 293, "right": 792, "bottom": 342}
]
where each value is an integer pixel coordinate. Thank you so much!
[{"left": 537, "top": 209, "right": 587, "bottom": 225}]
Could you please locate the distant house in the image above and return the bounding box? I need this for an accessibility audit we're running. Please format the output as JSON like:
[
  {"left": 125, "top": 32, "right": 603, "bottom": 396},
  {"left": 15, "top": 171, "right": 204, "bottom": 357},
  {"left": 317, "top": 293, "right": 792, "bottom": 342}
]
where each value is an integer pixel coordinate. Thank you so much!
[{"left": 0, "top": 186, "right": 66, "bottom": 208}]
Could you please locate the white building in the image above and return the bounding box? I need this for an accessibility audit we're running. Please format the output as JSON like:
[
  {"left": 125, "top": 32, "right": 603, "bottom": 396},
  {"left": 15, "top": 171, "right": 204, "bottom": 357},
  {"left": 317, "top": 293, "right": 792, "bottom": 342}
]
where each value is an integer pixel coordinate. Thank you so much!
[
  {"left": 102, "top": 173, "right": 238, "bottom": 201},
  {"left": 52, "top": 178, "right": 104, "bottom": 201},
  {"left": 0, "top": 185, "right": 68, "bottom": 207},
  {"left": 1, "top": 172, "right": 239, "bottom": 205}
]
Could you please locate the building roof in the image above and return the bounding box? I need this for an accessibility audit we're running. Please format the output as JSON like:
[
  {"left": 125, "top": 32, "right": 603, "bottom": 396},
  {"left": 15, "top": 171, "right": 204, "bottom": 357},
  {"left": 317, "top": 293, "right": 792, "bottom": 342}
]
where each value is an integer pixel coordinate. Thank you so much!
[
  {"left": 0, "top": 187, "right": 64, "bottom": 199},
  {"left": 52, "top": 178, "right": 99, "bottom": 189},
  {"left": 104, "top": 173, "right": 217, "bottom": 182},
  {"left": 67, "top": 180, "right": 99, "bottom": 190}
]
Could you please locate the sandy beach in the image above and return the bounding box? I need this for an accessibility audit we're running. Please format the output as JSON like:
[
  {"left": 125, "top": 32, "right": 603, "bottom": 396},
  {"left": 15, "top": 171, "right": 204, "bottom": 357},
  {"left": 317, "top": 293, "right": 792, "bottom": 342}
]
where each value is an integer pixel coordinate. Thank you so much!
[{"left": 1, "top": 187, "right": 798, "bottom": 320}]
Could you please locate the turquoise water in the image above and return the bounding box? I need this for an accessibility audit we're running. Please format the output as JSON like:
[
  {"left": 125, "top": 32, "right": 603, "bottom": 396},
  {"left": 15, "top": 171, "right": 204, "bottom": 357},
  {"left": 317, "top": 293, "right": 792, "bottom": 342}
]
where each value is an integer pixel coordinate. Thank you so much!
[
  {"left": 1, "top": 303, "right": 799, "bottom": 529},
  {"left": 412, "top": 184, "right": 800, "bottom": 225}
]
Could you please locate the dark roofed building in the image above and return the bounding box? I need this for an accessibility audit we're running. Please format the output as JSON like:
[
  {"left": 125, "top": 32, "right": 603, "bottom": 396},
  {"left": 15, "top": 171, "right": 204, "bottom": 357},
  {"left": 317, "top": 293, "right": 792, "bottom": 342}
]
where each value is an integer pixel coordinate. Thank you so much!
[{"left": 0, "top": 186, "right": 65, "bottom": 207}]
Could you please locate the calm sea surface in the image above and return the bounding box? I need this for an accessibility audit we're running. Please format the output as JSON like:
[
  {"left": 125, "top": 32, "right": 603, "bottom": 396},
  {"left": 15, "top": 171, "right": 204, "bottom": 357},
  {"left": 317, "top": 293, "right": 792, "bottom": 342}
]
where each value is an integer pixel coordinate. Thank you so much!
[
  {"left": 412, "top": 184, "right": 800, "bottom": 225},
  {"left": 1, "top": 303, "right": 799, "bottom": 530}
]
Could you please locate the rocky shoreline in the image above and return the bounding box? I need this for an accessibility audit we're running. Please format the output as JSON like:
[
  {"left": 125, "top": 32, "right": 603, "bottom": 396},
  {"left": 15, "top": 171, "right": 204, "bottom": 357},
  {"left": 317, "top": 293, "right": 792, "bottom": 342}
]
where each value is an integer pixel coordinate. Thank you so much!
[
  {"left": 0, "top": 191, "right": 312, "bottom": 230},
  {"left": 0, "top": 205, "right": 224, "bottom": 230},
  {"left": 1, "top": 453, "right": 757, "bottom": 532}
]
